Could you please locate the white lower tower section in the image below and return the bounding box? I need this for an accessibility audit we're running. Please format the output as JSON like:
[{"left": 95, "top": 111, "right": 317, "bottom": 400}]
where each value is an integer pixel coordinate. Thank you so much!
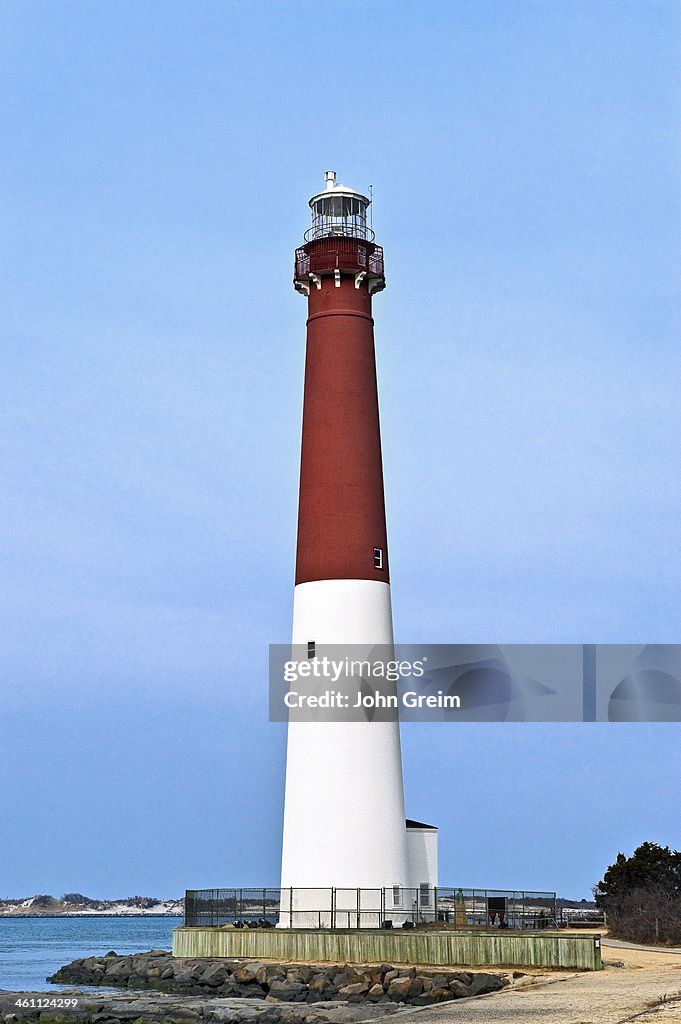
[{"left": 280, "top": 579, "right": 409, "bottom": 925}]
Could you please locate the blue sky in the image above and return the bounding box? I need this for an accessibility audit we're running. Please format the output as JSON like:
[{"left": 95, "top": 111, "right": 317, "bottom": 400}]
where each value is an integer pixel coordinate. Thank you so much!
[{"left": 1, "top": 0, "right": 680, "bottom": 899}]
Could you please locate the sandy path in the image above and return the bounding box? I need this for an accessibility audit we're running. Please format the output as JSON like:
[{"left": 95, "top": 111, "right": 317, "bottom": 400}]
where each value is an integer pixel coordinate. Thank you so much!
[
  {"left": 406, "top": 974, "right": 681, "bottom": 1023},
  {"left": 404, "top": 944, "right": 681, "bottom": 1024},
  {"left": 604, "top": 939, "right": 681, "bottom": 957}
]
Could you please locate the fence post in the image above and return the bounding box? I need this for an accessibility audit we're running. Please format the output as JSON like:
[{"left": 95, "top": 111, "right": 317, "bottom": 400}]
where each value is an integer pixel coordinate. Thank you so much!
[{"left": 289, "top": 887, "right": 293, "bottom": 929}]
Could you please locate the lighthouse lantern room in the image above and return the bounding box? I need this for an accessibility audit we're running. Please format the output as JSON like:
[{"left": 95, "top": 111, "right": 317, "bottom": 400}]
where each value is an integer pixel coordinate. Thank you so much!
[
  {"left": 306, "top": 170, "right": 373, "bottom": 241},
  {"left": 294, "top": 171, "right": 385, "bottom": 297}
]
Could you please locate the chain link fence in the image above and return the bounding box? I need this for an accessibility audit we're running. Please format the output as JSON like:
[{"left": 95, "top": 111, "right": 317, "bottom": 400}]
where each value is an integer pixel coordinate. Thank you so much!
[{"left": 184, "top": 887, "right": 557, "bottom": 930}]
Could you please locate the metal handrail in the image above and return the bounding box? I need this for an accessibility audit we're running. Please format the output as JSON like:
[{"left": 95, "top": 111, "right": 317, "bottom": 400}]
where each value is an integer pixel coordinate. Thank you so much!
[
  {"left": 294, "top": 239, "right": 385, "bottom": 284},
  {"left": 304, "top": 224, "right": 376, "bottom": 243}
]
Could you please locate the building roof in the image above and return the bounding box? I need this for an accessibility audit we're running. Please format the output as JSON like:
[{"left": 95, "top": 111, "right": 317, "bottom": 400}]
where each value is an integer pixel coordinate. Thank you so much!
[
  {"left": 405, "top": 818, "right": 438, "bottom": 830},
  {"left": 308, "top": 170, "right": 370, "bottom": 208}
]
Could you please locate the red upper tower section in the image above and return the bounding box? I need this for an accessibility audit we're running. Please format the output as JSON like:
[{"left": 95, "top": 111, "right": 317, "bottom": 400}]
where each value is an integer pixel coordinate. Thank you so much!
[{"left": 293, "top": 172, "right": 390, "bottom": 587}]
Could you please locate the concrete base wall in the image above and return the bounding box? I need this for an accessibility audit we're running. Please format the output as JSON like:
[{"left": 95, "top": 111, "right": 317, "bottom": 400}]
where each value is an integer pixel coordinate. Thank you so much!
[{"left": 173, "top": 927, "right": 602, "bottom": 971}]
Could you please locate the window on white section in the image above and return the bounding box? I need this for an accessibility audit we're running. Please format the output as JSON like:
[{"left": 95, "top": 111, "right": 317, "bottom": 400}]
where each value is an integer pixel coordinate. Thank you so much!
[
  {"left": 307, "top": 641, "right": 316, "bottom": 659},
  {"left": 373, "top": 547, "right": 383, "bottom": 569},
  {"left": 392, "top": 885, "right": 401, "bottom": 907},
  {"left": 419, "top": 883, "right": 431, "bottom": 906}
]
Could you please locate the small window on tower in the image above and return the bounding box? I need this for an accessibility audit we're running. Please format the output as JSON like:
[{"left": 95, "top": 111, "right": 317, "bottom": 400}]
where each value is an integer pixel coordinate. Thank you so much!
[
  {"left": 373, "top": 547, "right": 383, "bottom": 569},
  {"left": 419, "top": 883, "right": 431, "bottom": 907},
  {"left": 392, "top": 885, "right": 402, "bottom": 907},
  {"left": 307, "top": 641, "right": 316, "bottom": 659}
]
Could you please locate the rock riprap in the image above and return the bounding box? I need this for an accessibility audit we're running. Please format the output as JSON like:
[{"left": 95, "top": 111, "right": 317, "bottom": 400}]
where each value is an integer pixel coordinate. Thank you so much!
[
  {"left": 46, "top": 951, "right": 512, "bottom": 1006},
  {"left": 0, "top": 990, "right": 402, "bottom": 1024}
]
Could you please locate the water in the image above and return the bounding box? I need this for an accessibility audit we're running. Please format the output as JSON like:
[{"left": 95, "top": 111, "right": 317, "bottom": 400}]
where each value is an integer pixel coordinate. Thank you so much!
[{"left": 0, "top": 916, "right": 181, "bottom": 992}]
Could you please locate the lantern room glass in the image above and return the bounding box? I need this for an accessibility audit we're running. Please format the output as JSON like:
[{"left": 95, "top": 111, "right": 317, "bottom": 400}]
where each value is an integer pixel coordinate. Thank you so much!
[{"left": 308, "top": 194, "right": 371, "bottom": 241}]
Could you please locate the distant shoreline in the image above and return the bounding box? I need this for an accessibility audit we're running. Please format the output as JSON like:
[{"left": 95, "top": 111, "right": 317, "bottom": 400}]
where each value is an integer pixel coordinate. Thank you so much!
[{"left": 0, "top": 913, "right": 183, "bottom": 919}]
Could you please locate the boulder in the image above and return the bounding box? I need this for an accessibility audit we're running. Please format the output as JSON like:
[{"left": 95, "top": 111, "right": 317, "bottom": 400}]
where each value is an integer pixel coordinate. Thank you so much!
[
  {"left": 287, "top": 967, "right": 315, "bottom": 984},
  {"left": 408, "top": 979, "right": 423, "bottom": 999},
  {"left": 322, "top": 966, "right": 343, "bottom": 981},
  {"left": 449, "top": 971, "right": 473, "bottom": 986},
  {"left": 202, "top": 965, "right": 229, "bottom": 987},
  {"left": 367, "top": 984, "right": 385, "bottom": 1002},
  {"left": 267, "top": 980, "right": 308, "bottom": 1002},
  {"left": 104, "top": 960, "right": 131, "bottom": 981},
  {"left": 385, "top": 976, "right": 422, "bottom": 1002},
  {"left": 209, "top": 1010, "right": 249, "bottom": 1024},
  {"left": 307, "top": 976, "right": 333, "bottom": 998},
  {"left": 448, "top": 980, "right": 470, "bottom": 998},
  {"left": 260, "top": 965, "right": 286, "bottom": 986},
  {"left": 229, "top": 984, "right": 262, "bottom": 999},
  {"left": 513, "top": 975, "right": 543, "bottom": 988},
  {"left": 467, "top": 973, "right": 505, "bottom": 997},
  {"left": 385, "top": 978, "right": 412, "bottom": 1002},
  {"left": 304, "top": 990, "right": 325, "bottom": 1004},
  {"left": 411, "top": 987, "right": 452, "bottom": 1006},
  {"left": 129, "top": 956, "right": 148, "bottom": 977},
  {"left": 337, "top": 982, "right": 369, "bottom": 999},
  {"left": 172, "top": 968, "right": 195, "bottom": 986},
  {"left": 233, "top": 966, "right": 260, "bottom": 984}
]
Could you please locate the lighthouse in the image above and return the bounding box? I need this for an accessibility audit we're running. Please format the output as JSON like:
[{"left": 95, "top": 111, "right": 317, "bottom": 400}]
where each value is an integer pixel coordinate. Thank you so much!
[{"left": 279, "top": 172, "right": 437, "bottom": 925}]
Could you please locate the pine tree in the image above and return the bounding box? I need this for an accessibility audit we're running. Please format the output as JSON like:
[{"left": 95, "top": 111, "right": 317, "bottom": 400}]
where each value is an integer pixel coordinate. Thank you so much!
[{"left": 594, "top": 843, "right": 681, "bottom": 945}]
